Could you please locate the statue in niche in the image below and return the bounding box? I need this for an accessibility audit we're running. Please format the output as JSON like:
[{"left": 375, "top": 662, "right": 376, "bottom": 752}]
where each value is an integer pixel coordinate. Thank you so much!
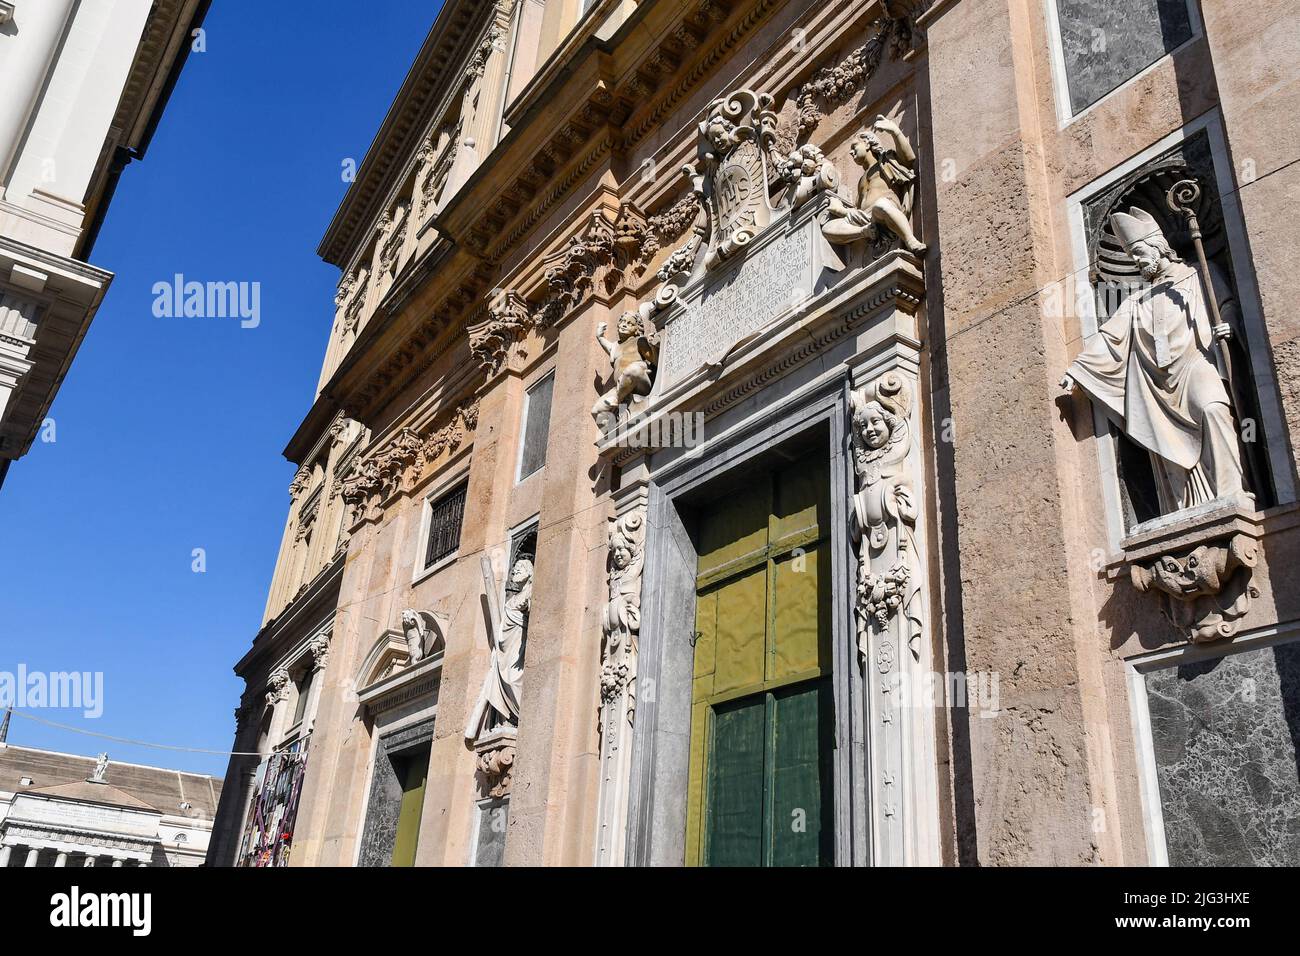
[
  {"left": 465, "top": 556, "right": 534, "bottom": 741},
  {"left": 600, "top": 509, "right": 645, "bottom": 723},
  {"left": 849, "top": 373, "right": 922, "bottom": 662},
  {"left": 823, "top": 115, "right": 927, "bottom": 255},
  {"left": 591, "top": 309, "right": 659, "bottom": 423},
  {"left": 1061, "top": 207, "right": 1247, "bottom": 513},
  {"left": 1131, "top": 534, "right": 1260, "bottom": 642}
]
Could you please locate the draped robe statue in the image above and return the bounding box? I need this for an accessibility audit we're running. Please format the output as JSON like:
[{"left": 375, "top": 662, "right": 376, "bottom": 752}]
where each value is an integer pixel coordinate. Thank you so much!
[
  {"left": 1062, "top": 207, "right": 1246, "bottom": 513},
  {"left": 465, "top": 557, "right": 533, "bottom": 741}
]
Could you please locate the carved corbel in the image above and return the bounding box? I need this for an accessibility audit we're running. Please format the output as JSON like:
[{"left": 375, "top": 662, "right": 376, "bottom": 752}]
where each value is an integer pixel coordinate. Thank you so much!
[
  {"left": 1130, "top": 533, "right": 1261, "bottom": 643},
  {"left": 266, "top": 669, "right": 291, "bottom": 706},
  {"left": 289, "top": 467, "right": 311, "bottom": 499},
  {"left": 475, "top": 740, "right": 516, "bottom": 799},
  {"left": 468, "top": 292, "right": 532, "bottom": 376},
  {"left": 309, "top": 632, "right": 332, "bottom": 671}
]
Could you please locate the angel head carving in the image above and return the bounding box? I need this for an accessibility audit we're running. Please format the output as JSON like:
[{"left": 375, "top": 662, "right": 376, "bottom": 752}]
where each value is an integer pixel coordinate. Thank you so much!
[
  {"left": 609, "top": 511, "right": 645, "bottom": 574},
  {"left": 704, "top": 116, "right": 739, "bottom": 156},
  {"left": 851, "top": 373, "right": 911, "bottom": 459},
  {"left": 616, "top": 310, "right": 642, "bottom": 341}
]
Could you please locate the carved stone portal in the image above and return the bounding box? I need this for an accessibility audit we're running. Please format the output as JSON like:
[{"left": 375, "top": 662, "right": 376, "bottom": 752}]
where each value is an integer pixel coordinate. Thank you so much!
[{"left": 1131, "top": 533, "right": 1260, "bottom": 643}]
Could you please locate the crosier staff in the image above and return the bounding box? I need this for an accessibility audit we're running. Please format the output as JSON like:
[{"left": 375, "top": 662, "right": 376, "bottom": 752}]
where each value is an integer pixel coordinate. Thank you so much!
[{"left": 1165, "top": 177, "right": 1258, "bottom": 495}]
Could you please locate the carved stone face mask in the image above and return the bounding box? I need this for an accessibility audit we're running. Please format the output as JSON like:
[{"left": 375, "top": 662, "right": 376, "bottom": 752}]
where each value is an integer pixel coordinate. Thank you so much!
[
  {"left": 1151, "top": 545, "right": 1224, "bottom": 597},
  {"left": 857, "top": 403, "right": 891, "bottom": 450}
]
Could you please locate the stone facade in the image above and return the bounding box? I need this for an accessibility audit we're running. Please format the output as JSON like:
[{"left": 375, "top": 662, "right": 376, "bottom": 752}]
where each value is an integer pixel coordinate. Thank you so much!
[
  {"left": 210, "top": 0, "right": 1300, "bottom": 866},
  {"left": 0, "top": 0, "right": 207, "bottom": 488}
]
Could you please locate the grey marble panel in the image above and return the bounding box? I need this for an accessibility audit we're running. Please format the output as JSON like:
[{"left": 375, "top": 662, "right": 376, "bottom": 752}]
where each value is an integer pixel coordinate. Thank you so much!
[
  {"left": 475, "top": 798, "right": 510, "bottom": 867},
  {"left": 357, "top": 753, "right": 403, "bottom": 867},
  {"left": 1145, "top": 642, "right": 1300, "bottom": 866},
  {"left": 1056, "top": 0, "right": 1193, "bottom": 113}
]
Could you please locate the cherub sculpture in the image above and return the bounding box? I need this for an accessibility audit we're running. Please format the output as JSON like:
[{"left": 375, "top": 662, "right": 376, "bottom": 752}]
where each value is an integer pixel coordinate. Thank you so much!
[
  {"left": 823, "top": 115, "right": 926, "bottom": 255},
  {"left": 850, "top": 373, "right": 922, "bottom": 661},
  {"left": 592, "top": 308, "right": 659, "bottom": 424},
  {"left": 779, "top": 143, "right": 840, "bottom": 209}
]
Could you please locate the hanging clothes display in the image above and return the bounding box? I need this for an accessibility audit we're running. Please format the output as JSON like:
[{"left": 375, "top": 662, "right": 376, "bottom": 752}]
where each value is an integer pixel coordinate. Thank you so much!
[{"left": 236, "top": 740, "right": 309, "bottom": 867}]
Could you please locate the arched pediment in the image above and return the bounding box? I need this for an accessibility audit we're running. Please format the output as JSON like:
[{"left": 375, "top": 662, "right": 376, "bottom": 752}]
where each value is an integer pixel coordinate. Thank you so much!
[
  {"left": 356, "top": 630, "right": 411, "bottom": 691},
  {"left": 355, "top": 609, "right": 448, "bottom": 693}
]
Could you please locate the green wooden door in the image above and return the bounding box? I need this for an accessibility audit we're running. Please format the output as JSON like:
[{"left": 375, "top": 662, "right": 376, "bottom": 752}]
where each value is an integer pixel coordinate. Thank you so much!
[
  {"left": 687, "top": 451, "right": 834, "bottom": 867},
  {"left": 390, "top": 747, "right": 429, "bottom": 867}
]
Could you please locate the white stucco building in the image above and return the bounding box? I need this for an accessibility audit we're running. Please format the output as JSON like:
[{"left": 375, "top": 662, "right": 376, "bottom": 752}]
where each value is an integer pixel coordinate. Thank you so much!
[
  {"left": 0, "top": 0, "right": 207, "bottom": 488},
  {"left": 0, "top": 742, "right": 222, "bottom": 867}
]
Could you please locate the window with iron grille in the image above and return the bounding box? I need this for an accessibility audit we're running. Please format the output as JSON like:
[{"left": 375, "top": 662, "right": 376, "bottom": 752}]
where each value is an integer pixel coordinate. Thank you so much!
[{"left": 424, "top": 482, "right": 467, "bottom": 569}]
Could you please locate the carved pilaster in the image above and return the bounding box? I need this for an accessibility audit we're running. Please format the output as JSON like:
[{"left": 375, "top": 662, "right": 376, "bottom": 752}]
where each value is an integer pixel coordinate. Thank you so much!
[
  {"left": 847, "top": 363, "right": 940, "bottom": 867},
  {"left": 594, "top": 485, "right": 649, "bottom": 866}
]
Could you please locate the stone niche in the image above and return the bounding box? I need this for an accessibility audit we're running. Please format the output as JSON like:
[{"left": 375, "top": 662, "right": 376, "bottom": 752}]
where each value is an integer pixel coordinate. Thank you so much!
[
  {"left": 1143, "top": 640, "right": 1300, "bottom": 865},
  {"left": 1082, "top": 130, "right": 1279, "bottom": 528}
]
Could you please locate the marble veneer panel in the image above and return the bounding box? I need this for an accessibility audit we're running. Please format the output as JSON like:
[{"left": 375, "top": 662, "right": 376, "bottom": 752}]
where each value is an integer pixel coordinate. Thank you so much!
[
  {"left": 1145, "top": 642, "right": 1300, "bottom": 866},
  {"left": 1055, "top": 0, "right": 1194, "bottom": 114}
]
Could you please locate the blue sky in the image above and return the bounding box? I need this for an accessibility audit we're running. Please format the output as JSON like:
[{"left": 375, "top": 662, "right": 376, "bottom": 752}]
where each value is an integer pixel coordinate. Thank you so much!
[{"left": 0, "top": 1, "right": 438, "bottom": 776}]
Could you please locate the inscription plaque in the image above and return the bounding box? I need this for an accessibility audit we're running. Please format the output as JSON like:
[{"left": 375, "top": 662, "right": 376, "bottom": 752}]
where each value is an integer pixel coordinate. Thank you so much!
[{"left": 658, "top": 224, "right": 812, "bottom": 387}]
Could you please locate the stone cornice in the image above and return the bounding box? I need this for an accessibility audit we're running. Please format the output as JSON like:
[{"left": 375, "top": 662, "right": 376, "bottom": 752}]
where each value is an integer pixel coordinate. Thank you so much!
[
  {"left": 236, "top": 555, "right": 344, "bottom": 678},
  {"left": 317, "top": 0, "right": 490, "bottom": 268},
  {"left": 436, "top": 0, "right": 786, "bottom": 265}
]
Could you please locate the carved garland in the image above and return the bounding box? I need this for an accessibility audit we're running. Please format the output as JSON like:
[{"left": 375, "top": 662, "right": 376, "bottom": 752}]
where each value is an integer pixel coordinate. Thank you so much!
[
  {"left": 341, "top": 398, "right": 481, "bottom": 516},
  {"left": 786, "top": 7, "right": 922, "bottom": 146}
]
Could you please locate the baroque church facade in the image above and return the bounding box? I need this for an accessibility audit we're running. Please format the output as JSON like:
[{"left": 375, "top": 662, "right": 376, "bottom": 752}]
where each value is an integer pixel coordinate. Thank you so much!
[{"left": 208, "top": 0, "right": 1300, "bottom": 866}]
